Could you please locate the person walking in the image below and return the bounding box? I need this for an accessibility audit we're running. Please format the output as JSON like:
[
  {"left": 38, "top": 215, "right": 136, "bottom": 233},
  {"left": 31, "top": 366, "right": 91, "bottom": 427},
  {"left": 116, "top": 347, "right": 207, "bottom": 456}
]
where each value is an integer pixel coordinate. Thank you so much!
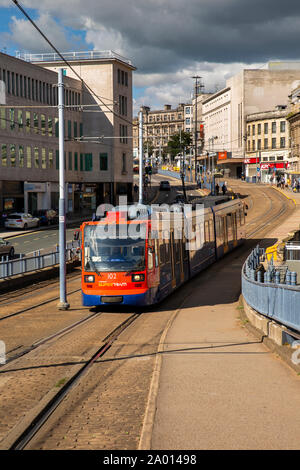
[
  {"left": 222, "top": 182, "right": 227, "bottom": 195},
  {"left": 215, "top": 183, "right": 220, "bottom": 195}
]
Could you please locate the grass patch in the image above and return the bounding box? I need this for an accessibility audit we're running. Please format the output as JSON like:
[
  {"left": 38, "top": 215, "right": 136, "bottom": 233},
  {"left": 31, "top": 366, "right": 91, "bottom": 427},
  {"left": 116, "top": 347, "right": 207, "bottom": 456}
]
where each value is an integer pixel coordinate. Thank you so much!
[{"left": 55, "top": 378, "right": 67, "bottom": 388}]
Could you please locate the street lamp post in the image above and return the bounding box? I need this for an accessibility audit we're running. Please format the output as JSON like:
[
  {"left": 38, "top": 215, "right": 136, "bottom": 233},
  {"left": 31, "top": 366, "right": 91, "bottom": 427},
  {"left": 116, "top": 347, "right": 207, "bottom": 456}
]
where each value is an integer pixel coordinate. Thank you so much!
[
  {"left": 57, "top": 68, "right": 69, "bottom": 311},
  {"left": 138, "top": 108, "right": 143, "bottom": 205}
]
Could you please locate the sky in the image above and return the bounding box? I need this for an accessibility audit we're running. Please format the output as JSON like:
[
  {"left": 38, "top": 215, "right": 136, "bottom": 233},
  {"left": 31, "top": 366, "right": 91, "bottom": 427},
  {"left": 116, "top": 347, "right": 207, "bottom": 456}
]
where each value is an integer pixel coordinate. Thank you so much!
[{"left": 1, "top": 0, "right": 300, "bottom": 115}]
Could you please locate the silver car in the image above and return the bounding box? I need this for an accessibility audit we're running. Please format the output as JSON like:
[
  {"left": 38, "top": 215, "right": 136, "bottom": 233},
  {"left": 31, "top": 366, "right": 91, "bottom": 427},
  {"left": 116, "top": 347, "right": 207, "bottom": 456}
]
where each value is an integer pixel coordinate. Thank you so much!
[
  {"left": 4, "top": 213, "right": 40, "bottom": 230},
  {"left": 0, "top": 238, "right": 15, "bottom": 259}
]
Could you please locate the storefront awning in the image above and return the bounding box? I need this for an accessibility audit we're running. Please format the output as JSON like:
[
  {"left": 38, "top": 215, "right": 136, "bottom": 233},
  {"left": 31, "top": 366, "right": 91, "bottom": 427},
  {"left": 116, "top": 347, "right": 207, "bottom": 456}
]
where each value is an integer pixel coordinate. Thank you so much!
[{"left": 217, "top": 158, "right": 244, "bottom": 164}]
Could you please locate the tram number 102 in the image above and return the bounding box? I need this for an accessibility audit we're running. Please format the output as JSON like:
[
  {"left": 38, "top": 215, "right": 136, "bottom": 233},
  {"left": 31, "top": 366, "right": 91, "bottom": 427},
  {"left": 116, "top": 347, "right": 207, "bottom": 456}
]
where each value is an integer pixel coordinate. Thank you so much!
[{"left": 107, "top": 273, "right": 117, "bottom": 280}]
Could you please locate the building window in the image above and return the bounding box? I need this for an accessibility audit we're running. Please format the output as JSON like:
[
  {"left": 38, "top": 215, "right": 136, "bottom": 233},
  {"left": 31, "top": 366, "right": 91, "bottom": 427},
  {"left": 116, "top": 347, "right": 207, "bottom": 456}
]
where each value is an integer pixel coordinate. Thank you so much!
[
  {"left": 69, "top": 151, "right": 72, "bottom": 170},
  {"left": 257, "top": 123, "right": 261, "bottom": 135},
  {"left": 74, "top": 152, "right": 78, "bottom": 171},
  {"left": 247, "top": 125, "right": 250, "bottom": 136},
  {"left": 41, "top": 114, "right": 46, "bottom": 136},
  {"left": 68, "top": 120, "right": 72, "bottom": 139},
  {"left": 19, "top": 145, "right": 24, "bottom": 168},
  {"left": 26, "top": 112, "right": 30, "bottom": 133},
  {"left": 280, "top": 137, "right": 285, "bottom": 148},
  {"left": 257, "top": 139, "right": 261, "bottom": 150},
  {"left": 272, "top": 138, "right": 276, "bottom": 149},
  {"left": 1, "top": 144, "right": 7, "bottom": 167},
  {"left": 280, "top": 121, "right": 286, "bottom": 133},
  {"left": 55, "top": 117, "right": 59, "bottom": 137},
  {"left": 264, "top": 138, "right": 268, "bottom": 149},
  {"left": 41, "top": 148, "right": 46, "bottom": 169},
  {"left": 26, "top": 147, "right": 31, "bottom": 168},
  {"left": 17, "top": 110, "right": 23, "bottom": 131},
  {"left": 74, "top": 121, "right": 77, "bottom": 138},
  {"left": 34, "top": 113, "right": 39, "bottom": 134},
  {"left": 84, "top": 153, "right": 93, "bottom": 171},
  {"left": 99, "top": 153, "right": 108, "bottom": 171},
  {"left": 272, "top": 122, "right": 276, "bottom": 133},
  {"left": 252, "top": 140, "right": 255, "bottom": 151},
  {"left": 0, "top": 109, "right": 6, "bottom": 130},
  {"left": 34, "top": 147, "right": 39, "bottom": 168},
  {"left": 9, "top": 108, "right": 15, "bottom": 130},
  {"left": 264, "top": 122, "right": 268, "bottom": 134},
  {"left": 122, "top": 153, "right": 127, "bottom": 173},
  {"left": 56, "top": 150, "right": 59, "bottom": 169},
  {"left": 48, "top": 117, "right": 53, "bottom": 137},
  {"left": 49, "top": 150, "right": 53, "bottom": 168},
  {"left": 252, "top": 124, "right": 255, "bottom": 135},
  {"left": 10, "top": 144, "right": 16, "bottom": 167}
]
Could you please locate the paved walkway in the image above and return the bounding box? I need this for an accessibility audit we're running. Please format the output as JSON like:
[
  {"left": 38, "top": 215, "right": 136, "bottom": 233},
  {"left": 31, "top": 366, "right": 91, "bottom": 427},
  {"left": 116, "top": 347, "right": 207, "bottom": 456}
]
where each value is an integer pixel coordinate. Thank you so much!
[{"left": 147, "top": 183, "right": 300, "bottom": 450}]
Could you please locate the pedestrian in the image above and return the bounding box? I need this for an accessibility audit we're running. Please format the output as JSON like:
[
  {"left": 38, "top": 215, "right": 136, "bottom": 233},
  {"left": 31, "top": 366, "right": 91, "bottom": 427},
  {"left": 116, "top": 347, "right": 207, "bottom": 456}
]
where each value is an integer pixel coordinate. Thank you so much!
[
  {"left": 297, "top": 179, "right": 300, "bottom": 193},
  {"left": 134, "top": 184, "right": 138, "bottom": 194},
  {"left": 222, "top": 182, "right": 227, "bottom": 195},
  {"left": 215, "top": 183, "right": 220, "bottom": 195}
]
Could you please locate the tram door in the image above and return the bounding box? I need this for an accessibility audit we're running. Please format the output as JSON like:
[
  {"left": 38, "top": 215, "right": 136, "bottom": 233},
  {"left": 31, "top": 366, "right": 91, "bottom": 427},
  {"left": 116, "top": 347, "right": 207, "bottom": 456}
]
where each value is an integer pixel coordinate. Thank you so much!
[
  {"left": 223, "top": 216, "right": 229, "bottom": 253},
  {"left": 232, "top": 213, "right": 238, "bottom": 246}
]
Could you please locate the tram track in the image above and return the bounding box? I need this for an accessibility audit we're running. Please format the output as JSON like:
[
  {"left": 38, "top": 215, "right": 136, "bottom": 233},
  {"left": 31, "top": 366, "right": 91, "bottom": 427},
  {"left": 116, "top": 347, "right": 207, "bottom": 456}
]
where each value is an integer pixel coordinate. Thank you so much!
[
  {"left": 7, "top": 312, "right": 141, "bottom": 450},
  {"left": 245, "top": 187, "right": 289, "bottom": 239}
]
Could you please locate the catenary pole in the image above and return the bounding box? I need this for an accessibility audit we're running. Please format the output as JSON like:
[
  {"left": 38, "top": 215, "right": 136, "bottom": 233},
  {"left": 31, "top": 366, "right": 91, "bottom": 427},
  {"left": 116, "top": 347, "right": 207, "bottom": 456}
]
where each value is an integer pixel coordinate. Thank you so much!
[
  {"left": 138, "top": 109, "right": 143, "bottom": 205},
  {"left": 57, "top": 68, "right": 69, "bottom": 310}
]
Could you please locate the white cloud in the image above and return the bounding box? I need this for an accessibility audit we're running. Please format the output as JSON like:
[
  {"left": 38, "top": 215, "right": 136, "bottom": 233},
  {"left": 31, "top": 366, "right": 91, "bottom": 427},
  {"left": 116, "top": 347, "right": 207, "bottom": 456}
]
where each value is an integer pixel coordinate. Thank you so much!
[{"left": 6, "top": 13, "right": 72, "bottom": 53}]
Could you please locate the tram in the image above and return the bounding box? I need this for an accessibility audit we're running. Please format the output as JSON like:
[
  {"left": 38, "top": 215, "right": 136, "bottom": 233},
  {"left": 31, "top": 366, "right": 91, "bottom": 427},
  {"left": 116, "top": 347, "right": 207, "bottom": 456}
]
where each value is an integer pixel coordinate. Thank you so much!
[{"left": 80, "top": 199, "right": 246, "bottom": 307}]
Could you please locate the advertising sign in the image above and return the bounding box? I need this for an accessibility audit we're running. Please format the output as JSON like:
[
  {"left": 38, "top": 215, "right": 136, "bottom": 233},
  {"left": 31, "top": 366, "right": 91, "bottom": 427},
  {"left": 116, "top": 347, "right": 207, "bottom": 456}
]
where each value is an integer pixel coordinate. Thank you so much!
[{"left": 218, "top": 151, "right": 227, "bottom": 160}]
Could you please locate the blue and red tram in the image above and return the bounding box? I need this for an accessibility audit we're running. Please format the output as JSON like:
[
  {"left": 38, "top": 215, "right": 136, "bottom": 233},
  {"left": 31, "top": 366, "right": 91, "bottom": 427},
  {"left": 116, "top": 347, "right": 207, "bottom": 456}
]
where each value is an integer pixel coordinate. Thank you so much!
[{"left": 80, "top": 199, "right": 246, "bottom": 307}]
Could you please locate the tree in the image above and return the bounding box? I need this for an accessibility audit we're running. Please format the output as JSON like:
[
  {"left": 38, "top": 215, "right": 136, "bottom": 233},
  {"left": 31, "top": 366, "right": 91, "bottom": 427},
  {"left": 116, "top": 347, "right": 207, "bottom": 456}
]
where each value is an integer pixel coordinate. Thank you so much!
[
  {"left": 166, "top": 132, "right": 192, "bottom": 161},
  {"left": 143, "top": 140, "right": 154, "bottom": 157}
]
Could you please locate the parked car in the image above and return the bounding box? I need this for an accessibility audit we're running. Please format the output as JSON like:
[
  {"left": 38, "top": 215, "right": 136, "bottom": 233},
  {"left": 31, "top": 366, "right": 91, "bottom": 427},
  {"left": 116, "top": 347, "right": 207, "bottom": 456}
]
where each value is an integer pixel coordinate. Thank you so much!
[
  {"left": 33, "top": 209, "right": 58, "bottom": 226},
  {"left": 4, "top": 213, "right": 40, "bottom": 230},
  {"left": 0, "top": 238, "right": 15, "bottom": 259},
  {"left": 159, "top": 180, "right": 171, "bottom": 191}
]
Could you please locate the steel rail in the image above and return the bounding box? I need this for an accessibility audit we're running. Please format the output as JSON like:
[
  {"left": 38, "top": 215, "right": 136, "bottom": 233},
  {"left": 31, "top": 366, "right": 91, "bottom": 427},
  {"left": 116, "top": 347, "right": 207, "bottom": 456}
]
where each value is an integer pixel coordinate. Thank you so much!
[{"left": 9, "top": 312, "right": 140, "bottom": 450}]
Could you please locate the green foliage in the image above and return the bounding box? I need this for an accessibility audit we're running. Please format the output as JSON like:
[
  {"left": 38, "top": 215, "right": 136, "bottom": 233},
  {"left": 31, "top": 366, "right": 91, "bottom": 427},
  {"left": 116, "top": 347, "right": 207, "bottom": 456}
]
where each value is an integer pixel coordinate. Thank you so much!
[{"left": 167, "top": 132, "right": 192, "bottom": 160}]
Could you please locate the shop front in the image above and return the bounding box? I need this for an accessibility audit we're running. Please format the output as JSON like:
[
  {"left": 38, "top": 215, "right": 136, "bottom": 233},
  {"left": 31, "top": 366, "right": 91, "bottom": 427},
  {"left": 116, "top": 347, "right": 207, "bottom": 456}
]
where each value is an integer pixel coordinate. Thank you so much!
[
  {"left": 260, "top": 162, "right": 287, "bottom": 183},
  {"left": 244, "top": 157, "right": 260, "bottom": 182}
]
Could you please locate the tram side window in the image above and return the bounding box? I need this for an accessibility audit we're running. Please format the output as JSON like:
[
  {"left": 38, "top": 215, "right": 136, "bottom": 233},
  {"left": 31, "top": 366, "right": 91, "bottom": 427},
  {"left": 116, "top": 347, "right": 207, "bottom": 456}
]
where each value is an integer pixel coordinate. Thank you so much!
[
  {"left": 165, "top": 239, "right": 170, "bottom": 263},
  {"left": 160, "top": 242, "right": 165, "bottom": 265},
  {"left": 209, "top": 219, "right": 214, "bottom": 241},
  {"left": 205, "top": 221, "right": 210, "bottom": 242},
  {"left": 174, "top": 241, "right": 179, "bottom": 263}
]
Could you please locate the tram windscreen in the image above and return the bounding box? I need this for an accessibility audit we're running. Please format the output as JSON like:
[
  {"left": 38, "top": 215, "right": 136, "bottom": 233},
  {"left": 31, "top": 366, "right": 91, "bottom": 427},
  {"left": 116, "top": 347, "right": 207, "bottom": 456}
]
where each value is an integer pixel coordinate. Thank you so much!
[{"left": 84, "top": 224, "right": 146, "bottom": 272}]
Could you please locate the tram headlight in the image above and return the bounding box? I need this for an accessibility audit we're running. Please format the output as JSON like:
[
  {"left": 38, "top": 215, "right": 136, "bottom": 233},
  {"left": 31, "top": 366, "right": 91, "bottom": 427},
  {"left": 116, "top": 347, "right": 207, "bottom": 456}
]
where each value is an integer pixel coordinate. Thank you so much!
[
  {"left": 132, "top": 273, "right": 145, "bottom": 282},
  {"left": 84, "top": 275, "right": 95, "bottom": 283}
]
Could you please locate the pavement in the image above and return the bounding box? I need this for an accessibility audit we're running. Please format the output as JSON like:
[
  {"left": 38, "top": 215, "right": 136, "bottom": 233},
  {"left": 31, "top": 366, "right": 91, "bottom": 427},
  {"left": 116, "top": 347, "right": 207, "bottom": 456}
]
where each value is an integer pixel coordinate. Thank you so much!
[{"left": 141, "top": 181, "right": 300, "bottom": 450}]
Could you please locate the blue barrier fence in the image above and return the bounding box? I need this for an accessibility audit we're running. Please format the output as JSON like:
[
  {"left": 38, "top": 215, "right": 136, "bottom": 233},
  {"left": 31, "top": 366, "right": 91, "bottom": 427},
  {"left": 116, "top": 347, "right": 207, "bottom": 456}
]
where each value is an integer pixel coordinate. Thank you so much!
[
  {"left": 242, "top": 246, "right": 300, "bottom": 333},
  {"left": 0, "top": 240, "right": 80, "bottom": 280}
]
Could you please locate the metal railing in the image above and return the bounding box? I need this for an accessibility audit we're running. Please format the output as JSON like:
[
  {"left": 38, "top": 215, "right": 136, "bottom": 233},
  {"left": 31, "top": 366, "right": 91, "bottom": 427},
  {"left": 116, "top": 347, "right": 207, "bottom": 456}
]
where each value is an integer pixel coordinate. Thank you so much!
[
  {"left": 0, "top": 241, "right": 80, "bottom": 280},
  {"left": 284, "top": 241, "right": 300, "bottom": 261},
  {"left": 242, "top": 245, "right": 300, "bottom": 333},
  {"left": 16, "top": 50, "right": 133, "bottom": 66}
]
